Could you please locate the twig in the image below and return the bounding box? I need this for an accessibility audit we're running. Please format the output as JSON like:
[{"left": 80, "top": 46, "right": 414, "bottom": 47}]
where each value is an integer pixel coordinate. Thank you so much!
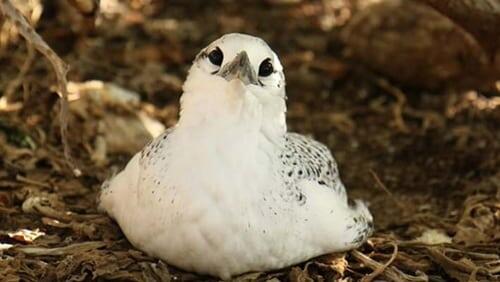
[
  {"left": 362, "top": 242, "right": 398, "bottom": 282},
  {"left": 15, "top": 174, "right": 51, "bottom": 189},
  {"left": 4, "top": 43, "right": 35, "bottom": 100},
  {"left": 351, "top": 250, "right": 428, "bottom": 282},
  {"left": 369, "top": 169, "right": 393, "bottom": 197},
  {"left": 373, "top": 77, "right": 409, "bottom": 133},
  {"left": 467, "top": 267, "right": 478, "bottom": 282},
  {"left": 14, "top": 241, "right": 106, "bottom": 256},
  {"left": 445, "top": 248, "right": 499, "bottom": 260},
  {"left": 0, "top": 0, "right": 81, "bottom": 176},
  {"left": 426, "top": 247, "right": 488, "bottom": 276},
  {"left": 369, "top": 169, "right": 406, "bottom": 210}
]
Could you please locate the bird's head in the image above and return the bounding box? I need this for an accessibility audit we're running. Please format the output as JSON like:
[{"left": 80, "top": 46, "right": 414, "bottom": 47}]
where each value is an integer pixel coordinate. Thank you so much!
[{"left": 179, "top": 33, "right": 286, "bottom": 136}]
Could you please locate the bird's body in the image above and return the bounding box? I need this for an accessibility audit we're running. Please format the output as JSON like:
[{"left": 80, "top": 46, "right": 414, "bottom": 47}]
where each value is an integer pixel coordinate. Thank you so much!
[{"left": 99, "top": 33, "right": 373, "bottom": 279}]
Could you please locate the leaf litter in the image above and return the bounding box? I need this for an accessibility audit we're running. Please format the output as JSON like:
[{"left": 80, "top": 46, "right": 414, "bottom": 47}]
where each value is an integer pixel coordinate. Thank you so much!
[{"left": 1, "top": 0, "right": 499, "bottom": 281}]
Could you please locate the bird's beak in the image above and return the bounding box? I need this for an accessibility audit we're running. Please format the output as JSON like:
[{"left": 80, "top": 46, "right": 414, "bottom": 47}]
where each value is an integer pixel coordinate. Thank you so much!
[{"left": 218, "top": 51, "right": 258, "bottom": 86}]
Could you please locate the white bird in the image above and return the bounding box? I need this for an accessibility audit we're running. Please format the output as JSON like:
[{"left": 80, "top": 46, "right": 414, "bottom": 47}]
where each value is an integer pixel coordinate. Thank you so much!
[{"left": 99, "top": 33, "right": 373, "bottom": 280}]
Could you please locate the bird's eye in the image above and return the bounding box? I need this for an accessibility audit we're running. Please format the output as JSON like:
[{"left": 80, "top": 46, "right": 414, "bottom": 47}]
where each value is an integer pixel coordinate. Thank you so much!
[
  {"left": 258, "top": 58, "right": 274, "bottom": 77},
  {"left": 208, "top": 47, "right": 223, "bottom": 66}
]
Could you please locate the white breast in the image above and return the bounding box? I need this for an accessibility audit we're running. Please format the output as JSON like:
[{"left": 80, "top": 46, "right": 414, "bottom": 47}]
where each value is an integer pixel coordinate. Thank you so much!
[{"left": 99, "top": 121, "right": 371, "bottom": 280}]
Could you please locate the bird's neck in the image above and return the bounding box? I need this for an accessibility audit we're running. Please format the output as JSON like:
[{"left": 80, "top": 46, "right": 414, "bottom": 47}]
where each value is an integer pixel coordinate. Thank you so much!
[
  {"left": 175, "top": 115, "right": 284, "bottom": 152},
  {"left": 168, "top": 87, "right": 287, "bottom": 198},
  {"left": 177, "top": 83, "right": 287, "bottom": 149}
]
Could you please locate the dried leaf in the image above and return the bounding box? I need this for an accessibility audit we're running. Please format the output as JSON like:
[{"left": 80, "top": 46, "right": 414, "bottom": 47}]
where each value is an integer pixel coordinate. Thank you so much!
[
  {"left": 414, "top": 229, "right": 452, "bottom": 245},
  {"left": 7, "top": 228, "right": 45, "bottom": 243}
]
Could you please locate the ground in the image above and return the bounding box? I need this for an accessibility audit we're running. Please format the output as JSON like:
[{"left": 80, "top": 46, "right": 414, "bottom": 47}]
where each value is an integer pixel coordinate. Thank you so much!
[{"left": 0, "top": 1, "right": 499, "bottom": 281}]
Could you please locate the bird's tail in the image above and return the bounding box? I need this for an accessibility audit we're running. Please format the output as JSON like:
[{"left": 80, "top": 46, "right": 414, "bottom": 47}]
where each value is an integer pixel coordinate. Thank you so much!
[
  {"left": 347, "top": 199, "right": 374, "bottom": 246},
  {"left": 97, "top": 153, "right": 141, "bottom": 217}
]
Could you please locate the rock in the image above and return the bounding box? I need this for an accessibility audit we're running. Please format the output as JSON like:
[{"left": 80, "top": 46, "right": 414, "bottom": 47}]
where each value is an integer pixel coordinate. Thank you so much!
[
  {"left": 341, "top": 0, "right": 500, "bottom": 90},
  {"left": 67, "top": 81, "right": 165, "bottom": 165}
]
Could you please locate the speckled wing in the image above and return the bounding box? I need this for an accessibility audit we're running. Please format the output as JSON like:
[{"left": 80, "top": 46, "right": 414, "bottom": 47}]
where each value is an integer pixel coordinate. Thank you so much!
[
  {"left": 139, "top": 127, "right": 175, "bottom": 167},
  {"left": 279, "top": 133, "right": 373, "bottom": 244},
  {"left": 279, "top": 132, "right": 348, "bottom": 202},
  {"left": 98, "top": 127, "right": 175, "bottom": 214}
]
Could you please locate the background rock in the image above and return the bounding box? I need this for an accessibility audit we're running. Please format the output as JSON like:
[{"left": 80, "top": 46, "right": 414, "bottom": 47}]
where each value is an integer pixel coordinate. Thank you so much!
[{"left": 341, "top": 0, "right": 500, "bottom": 90}]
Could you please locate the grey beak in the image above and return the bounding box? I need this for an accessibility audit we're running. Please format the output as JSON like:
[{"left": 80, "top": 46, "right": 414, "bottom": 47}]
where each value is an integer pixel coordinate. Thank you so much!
[{"left": 218, "top": 51, "right": 258, "bottom": 85}]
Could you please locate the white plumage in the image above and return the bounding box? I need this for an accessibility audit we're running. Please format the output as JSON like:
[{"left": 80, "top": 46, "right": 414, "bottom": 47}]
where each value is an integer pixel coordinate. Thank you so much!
[{"left": 99, "top": 33, "right": 373, "bottom": 280}]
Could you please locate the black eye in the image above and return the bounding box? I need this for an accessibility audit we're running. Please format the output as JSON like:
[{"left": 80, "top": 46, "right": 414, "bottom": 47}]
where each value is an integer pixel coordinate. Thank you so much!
[
  {"left": 208, "top": 47, "right": 223, "bottom": 66},
  {"left": 258, "top": 58, "right": 274, "bottom": 77}
]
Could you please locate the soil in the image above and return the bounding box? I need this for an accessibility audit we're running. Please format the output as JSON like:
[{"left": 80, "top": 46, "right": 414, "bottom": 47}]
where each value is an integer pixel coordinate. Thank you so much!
[{"left": 0, "top": 1, "right": 499, "bottom": 281}]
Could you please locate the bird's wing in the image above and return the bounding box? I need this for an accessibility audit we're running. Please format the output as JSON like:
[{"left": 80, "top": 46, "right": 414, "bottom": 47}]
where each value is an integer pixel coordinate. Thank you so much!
[
  {"left": 98, "top": 127, "right": 175, "bottom": 216},
  {"left": 278, "top": 132, "right": 347, "bottom": 202},
  {"left": 279, "top": 133, "right": 373, "bottom": 245},
  {"left": 139, "top": 127, "right": 175, "bottom": 168}
]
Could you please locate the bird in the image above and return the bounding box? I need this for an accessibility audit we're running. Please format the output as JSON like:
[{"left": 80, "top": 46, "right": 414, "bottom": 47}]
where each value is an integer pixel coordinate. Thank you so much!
[{"left": 98, "top": 33, "right": 373, "bottom": 280}]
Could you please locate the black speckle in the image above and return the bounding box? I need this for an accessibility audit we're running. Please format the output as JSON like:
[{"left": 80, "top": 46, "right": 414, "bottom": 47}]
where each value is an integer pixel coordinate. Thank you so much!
[
  {"left": 348, "top": 198, "right": 356, "bottom": 207},
  {"left": 318, "top": 180, "right": 326, "bottom": 185},
  {"left": 288, "top": 171, "right": 293, "bottom": 177},
  {"left": 298, "top": 170, "right": 303, "bottom": 175}
]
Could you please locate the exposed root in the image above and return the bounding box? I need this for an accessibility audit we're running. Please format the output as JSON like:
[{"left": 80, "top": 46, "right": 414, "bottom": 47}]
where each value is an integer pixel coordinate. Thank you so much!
[
  {"left": 351, "top": 249, "right": 428, "bottom": 282},
  {"left": 426, "top": 247, "right": 491, "bottom": 280},
  {"left": 362, "top": 242, "right": 398, "bottom": 282}
]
